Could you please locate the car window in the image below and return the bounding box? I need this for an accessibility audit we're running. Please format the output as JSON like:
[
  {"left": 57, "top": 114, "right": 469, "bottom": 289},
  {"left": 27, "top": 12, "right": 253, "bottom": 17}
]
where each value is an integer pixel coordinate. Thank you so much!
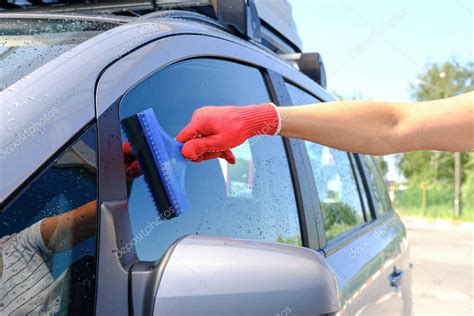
[
  {"left": 305, "top": 145, "right": 365, "bottom": 240},
  {"left": 361, "top": 155, "right": 392, "bottom": 215},
  {"left": 119, "top": 58, "right": 302, "bottom": 261},
  {"left": 285, "top": 82, "right": 365, "bottom": 240},
  {"left": 0, "top": 125, "right": 97, "bottom": 316}
]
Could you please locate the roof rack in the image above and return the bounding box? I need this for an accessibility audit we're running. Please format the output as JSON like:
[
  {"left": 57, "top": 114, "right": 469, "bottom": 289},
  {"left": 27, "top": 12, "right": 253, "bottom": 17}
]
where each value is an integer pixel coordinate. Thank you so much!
[
  {"left": 280, "top": 52, "right": 327, "bottom": 88},
  {"left": 3, "top": 0, "right": 300, "bottom": 53}
]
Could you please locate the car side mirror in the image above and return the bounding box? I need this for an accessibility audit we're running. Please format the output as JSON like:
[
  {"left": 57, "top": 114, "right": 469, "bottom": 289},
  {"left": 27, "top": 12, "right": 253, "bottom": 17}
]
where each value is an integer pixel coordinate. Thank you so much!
[{"left": 130, "top": 235, "right": 339, "bottom": 315}]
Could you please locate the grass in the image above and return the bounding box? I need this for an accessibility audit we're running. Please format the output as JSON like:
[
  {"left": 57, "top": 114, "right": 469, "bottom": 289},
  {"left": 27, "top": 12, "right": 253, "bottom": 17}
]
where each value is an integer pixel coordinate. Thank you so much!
[{"left": 396, "top": 206, "right": 474, "bottom": 222}]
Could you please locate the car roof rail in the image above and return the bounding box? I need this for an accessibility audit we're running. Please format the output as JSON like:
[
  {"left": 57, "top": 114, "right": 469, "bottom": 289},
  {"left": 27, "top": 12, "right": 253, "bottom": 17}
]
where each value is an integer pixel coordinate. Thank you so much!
[
  {"left": 280, "top": 52, "right": 327, "bottom": 88},
  {"left": 136, "top": 9, "right": 229, "bottom": 31}
]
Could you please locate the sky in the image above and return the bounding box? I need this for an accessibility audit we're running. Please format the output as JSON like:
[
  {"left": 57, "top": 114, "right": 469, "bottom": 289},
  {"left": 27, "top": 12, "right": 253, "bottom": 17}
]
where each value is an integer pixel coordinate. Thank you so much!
[
  {"left": 288, "top": 0, "right": 473, "bottom": 181},
  {"left": 289, "top": 0, "right": 473, "bottom": 102}
]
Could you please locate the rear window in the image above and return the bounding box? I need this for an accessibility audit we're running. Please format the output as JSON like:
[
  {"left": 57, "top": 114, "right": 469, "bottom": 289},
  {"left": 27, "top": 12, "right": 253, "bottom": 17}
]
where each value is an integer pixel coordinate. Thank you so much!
[{"left": 0, "top": 18, "right": 119, "bottom": 91}]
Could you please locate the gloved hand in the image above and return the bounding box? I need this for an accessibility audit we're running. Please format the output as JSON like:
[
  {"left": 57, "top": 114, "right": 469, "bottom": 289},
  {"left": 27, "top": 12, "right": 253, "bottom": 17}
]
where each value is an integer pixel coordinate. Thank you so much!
[
  {"left": 176, "top": 103, "right": 281, "bottom": 163},
  {"left": 123, "top": 141, "right": 142, "bottom": 181}
]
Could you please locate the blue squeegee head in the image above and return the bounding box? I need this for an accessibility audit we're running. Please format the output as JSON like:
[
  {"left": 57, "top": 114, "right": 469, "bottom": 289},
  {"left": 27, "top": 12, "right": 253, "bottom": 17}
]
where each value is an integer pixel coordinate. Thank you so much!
[{"left": 133, "top": 109, "right": 188, "bottom": 219}]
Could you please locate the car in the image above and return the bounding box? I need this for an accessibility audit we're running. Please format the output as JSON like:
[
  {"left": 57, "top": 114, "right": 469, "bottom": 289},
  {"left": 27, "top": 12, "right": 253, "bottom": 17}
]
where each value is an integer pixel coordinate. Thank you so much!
[{"left": 0, "top": 1, "right": 412, "bottom": 315}]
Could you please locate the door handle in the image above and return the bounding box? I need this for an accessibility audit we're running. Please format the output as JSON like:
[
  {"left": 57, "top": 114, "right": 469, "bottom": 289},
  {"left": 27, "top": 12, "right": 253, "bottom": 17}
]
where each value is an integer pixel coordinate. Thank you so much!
[{"left": 388, "top": 267, "right": 404, "bottom": 287}]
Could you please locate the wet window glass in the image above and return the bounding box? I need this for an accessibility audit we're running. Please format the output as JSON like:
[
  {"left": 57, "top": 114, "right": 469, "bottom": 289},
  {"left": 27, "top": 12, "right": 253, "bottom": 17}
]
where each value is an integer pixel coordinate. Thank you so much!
[
  {"left": 0, "top": 126, "right": 97, "bottom": 315},
  {"left": 285, "top": 82, "right": 365, "bottom": 240},
  {"left": 120, "top": 58, "right": 302, "bottom": 261},
  {"left": 285, "top": 81, "right": 319, "bottom": 105},
  {"left": 304, "top": 145, "right": 365, "bottom": 240},
  {"left": 362, "top": 155, "right": 392, "bottom": 215},
  {"left": 0, "top": 18, "right": 119, "bottom": 91}
]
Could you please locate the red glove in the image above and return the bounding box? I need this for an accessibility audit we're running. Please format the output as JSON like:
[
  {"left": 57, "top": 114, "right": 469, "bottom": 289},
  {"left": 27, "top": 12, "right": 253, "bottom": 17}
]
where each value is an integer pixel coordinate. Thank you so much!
[
  {"left": 176, "top": 103, "right": 281, "bottom": 164},
  {"left": 123, "top": 141, "right": 142, "bottom": 181}
]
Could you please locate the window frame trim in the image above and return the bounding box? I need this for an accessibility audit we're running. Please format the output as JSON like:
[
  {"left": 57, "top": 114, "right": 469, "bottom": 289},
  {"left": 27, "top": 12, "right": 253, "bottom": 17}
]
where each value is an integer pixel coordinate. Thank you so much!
[
  {"left": 348, "top": 153, "right": 369, "bottom": 222},
  {"left": 357, "top": 154, "right": 395, "bottom": 217},
  {"left": 264, "top": 69, "right": 322, "bottom": 251}
]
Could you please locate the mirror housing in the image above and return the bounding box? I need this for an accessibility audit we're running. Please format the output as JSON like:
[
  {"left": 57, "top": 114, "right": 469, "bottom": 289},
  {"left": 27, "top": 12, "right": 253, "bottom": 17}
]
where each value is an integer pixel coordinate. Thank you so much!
[{"left": 130, "top": 235, "right": 339, "bottom": 315}]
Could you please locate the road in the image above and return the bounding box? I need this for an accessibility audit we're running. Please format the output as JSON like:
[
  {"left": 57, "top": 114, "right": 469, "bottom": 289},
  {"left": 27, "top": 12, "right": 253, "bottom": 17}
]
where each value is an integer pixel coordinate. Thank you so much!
[{"left": 403, "top": 218, "right": 474, "bottom": 315}]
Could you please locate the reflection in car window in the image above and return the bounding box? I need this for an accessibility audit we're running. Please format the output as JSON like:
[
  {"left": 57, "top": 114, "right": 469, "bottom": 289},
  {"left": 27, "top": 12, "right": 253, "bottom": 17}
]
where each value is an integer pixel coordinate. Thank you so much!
[
  {"left": 0, "top": 126, "right": 97, "bottom": 315},
  {"left": 285, "top": 82, "right": 365, "bottom": 240},
  {"left": 120, "top": 58, "right": 302, "bottom": 261},
  {"left": 305, "top": 145, "right": 365, "bottom": 240},
  {"left": 362, "top": 155, "right": 392, "bottom": 215},
  {"left": 0, "top": 18, "right": 119, "bottom": 91}
]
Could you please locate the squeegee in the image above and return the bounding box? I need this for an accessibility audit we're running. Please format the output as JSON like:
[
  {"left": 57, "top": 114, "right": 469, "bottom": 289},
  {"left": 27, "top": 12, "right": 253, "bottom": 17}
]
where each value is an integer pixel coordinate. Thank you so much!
[{"left": 122, "top": 108, "right": 189, "bottom": 220}]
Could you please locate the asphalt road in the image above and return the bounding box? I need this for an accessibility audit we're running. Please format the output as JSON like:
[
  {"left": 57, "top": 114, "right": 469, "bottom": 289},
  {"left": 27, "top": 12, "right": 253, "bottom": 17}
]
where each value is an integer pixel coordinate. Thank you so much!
[{"left": 403, "top": 218, "right": 474, "bottom": 315}]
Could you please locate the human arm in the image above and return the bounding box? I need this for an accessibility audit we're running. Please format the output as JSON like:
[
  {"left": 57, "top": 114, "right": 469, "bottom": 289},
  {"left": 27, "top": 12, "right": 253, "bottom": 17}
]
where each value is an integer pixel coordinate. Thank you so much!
[
  {"left": 177, "top": 92, "right": 474, "bottom": 161},
  {"left": 278, "top": 91, "right": 474, "bottom": 154},
  {"left": 39, "top": 142, "right": 141, "bottom": 253},
  {"left": 40, "top": 200, "right": 97, "bottom": 253}
]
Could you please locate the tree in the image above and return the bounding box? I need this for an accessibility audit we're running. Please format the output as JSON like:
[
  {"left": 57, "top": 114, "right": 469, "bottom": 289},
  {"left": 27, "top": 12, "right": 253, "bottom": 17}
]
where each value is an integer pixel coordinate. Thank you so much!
[
  {"left": 399, "top": 60, "right": 474, "bottom": 214},
  {"left": 410, "top": 59, "right": 473, "bottom": 100}
]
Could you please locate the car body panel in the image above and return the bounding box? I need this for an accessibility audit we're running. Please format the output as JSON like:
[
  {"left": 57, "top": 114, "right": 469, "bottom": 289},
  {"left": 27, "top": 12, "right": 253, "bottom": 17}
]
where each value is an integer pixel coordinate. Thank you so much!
[
  {"left": 325, "top": 212, "right": 409, "bottom": 314},
  {"left": 154, "top": 235, "right": 339, "bottom": 315}
]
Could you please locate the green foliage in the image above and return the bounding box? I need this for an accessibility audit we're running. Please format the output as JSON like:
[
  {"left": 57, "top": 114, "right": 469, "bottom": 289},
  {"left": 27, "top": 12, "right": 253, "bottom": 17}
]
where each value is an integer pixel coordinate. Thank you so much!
[
  {"left": 321, "top": 201, "right": 361, "bottom": 240},
  {"left": 394, "top": 179, "right": 454, "bottom": 209},
  {"left": 461, "top": 153, "right": 474, "bottom": 213},
  {"left": 373, "top": 156, "right": 388, "bottom": 176},
  {"left": 276, "top": 235, "right": 302, "bottom": 246},
  {"left": 395, "top": 60, "right": 474, "bottom": 220},
  {"left": 399, "top": 151, "right": 470, "bottom": 184},
  {"left": 397, "top": 206, "right": 474, "bottom": 222},
  {"left": 410, "top": 59, "right": 473, "bottom": 101}
]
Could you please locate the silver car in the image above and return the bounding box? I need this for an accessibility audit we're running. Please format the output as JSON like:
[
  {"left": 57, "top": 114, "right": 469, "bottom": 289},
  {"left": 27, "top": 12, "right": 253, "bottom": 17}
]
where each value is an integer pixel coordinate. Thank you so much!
[{"left": 0, "top": 1, "right": 411, "bottom": 315}]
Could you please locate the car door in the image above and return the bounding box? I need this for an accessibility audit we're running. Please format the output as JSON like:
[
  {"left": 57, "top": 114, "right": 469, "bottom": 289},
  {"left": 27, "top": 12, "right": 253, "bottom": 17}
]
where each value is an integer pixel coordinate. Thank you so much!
[
  {"left": 94, "top": 32, "right": 337, "bottom": 314},
  {"left": 283, "top": 81, "right": 411, "bottom": 315}
]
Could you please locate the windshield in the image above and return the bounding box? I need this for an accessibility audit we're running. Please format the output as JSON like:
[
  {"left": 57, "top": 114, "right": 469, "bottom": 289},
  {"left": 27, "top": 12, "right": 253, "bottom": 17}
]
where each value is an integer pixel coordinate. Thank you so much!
[{"left": 0, "top": 18, "right": 120, "bottom": 91}]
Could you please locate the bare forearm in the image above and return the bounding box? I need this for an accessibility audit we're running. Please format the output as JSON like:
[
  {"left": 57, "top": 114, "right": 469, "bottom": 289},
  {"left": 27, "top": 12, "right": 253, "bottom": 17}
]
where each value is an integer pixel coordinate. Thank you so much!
[
  {"left": 41, "top": 200, "right": 97, "bottom": 253},
  {"left": 278, "top": 92, "right": 474, "bottom": 154}
]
